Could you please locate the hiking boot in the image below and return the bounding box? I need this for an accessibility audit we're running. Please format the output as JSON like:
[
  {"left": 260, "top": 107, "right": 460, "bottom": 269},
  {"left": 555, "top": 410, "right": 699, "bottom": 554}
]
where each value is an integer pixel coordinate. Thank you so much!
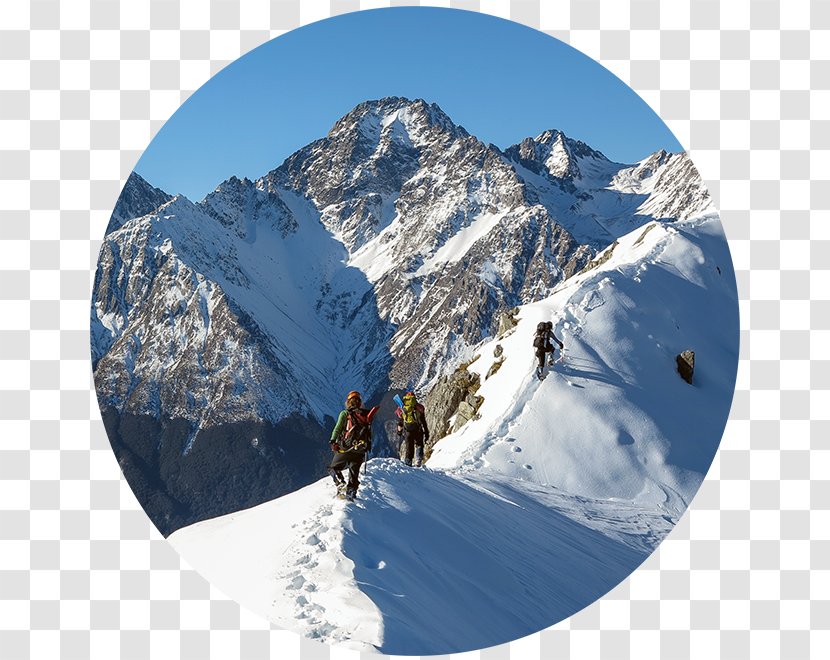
[
  {"left": 414, "top": 448, "right": 424, "bottom": 467},
  {"left": 403, "top": 457, "right": 412, "bottom": 466},
  {"left": 345, "top": 487, "right": 357, "bottom": 501}
]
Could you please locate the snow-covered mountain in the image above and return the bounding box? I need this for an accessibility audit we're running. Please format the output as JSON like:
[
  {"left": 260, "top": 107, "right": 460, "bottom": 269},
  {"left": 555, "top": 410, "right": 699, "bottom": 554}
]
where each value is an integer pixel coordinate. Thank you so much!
[
  {"left": 92, "top": 97, "right": 721, "bottom": 534},
  {"left": 168, "top": 211, "right": 738, "bottom": 654}
]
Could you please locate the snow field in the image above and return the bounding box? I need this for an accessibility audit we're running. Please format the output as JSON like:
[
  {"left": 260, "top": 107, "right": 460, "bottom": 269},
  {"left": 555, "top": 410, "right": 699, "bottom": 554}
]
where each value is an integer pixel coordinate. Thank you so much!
[
  {"left": 171, "top": 459, "right": 673, "bottom": 654},
  {"left": 170, "top": 212, "right": 737, "bottom": 653},
  {"left": 169, "top": 475, "right": 383, "bottom": 652},
  {"left": 429, "top": 213, "right": 738, "bottom": 517}
]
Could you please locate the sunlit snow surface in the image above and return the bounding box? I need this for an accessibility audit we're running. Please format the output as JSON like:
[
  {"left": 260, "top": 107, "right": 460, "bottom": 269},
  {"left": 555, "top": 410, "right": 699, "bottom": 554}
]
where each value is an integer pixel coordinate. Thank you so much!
[{"left": 169, "top": 212, "right": 738, "bottom": 654}]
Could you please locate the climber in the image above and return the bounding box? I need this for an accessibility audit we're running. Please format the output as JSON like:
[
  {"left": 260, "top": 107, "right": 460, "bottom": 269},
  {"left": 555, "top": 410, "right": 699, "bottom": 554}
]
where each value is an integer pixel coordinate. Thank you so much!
[
  {"left": 395, "top": 391, "right": 430, "bottom": 467},
  {"left": 533, "top": 321, "right": 563, "bottom": 378},
  {"left": 328, "top": 390, "right": 378, "bottom": 500}
]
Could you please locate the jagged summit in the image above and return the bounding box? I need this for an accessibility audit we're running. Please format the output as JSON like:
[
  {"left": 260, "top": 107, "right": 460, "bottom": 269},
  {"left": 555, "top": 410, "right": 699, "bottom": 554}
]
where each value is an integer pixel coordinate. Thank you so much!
[
  {"left": 197, "top": 174, "right": 297, "bottom": 240},
  {"left": 328, "top": 96, "right": 468, "bottom": 143},
  {"left": 504, "top": 128, "right": 617, "bottom": 181},
  {"left": 534, "top": 128, "right": 612, "bottom": 162}
]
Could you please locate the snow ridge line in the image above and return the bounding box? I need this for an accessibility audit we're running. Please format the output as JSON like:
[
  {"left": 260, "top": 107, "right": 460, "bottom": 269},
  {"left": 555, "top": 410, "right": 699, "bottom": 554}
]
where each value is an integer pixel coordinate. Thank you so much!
[{"left": 269, "top": 494, "right": 381, "bottom": 650}]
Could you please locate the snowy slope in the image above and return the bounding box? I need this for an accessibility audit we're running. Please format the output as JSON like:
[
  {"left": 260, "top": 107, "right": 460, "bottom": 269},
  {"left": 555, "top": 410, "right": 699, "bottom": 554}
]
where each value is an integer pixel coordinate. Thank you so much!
[
  {"left": 170, "top": 458, "right": 673, "bottom": 655},
  {"left": 168, "top": 211, "right": 738, "bottom": 654},
  {"left": 429, "top": 211, "right": 738, "bottom": 514}
]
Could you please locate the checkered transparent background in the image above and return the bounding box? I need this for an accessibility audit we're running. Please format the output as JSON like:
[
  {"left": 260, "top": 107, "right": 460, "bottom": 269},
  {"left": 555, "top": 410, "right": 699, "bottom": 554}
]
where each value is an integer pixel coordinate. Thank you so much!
[{"left": 1, "top": 0, "right": 827, "bottom": 658}]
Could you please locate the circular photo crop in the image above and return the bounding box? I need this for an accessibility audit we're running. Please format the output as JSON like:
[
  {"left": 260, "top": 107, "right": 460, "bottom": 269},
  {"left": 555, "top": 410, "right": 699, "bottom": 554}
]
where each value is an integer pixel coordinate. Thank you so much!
[{"left": 90, "top": 7, "right": 739, "bottom": 655}]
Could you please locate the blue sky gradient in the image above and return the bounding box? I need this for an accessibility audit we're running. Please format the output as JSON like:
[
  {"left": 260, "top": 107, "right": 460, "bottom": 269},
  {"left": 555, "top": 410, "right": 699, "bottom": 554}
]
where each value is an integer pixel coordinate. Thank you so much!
[{"left": 135, "top": 7, "right": 684, "bottom": 202}]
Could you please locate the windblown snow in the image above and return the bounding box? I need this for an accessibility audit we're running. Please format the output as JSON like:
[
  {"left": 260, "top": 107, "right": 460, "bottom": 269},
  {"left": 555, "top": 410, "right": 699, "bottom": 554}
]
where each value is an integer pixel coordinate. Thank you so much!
[{"left": 168, "top": 210, "right": 738, "bottom": 654}]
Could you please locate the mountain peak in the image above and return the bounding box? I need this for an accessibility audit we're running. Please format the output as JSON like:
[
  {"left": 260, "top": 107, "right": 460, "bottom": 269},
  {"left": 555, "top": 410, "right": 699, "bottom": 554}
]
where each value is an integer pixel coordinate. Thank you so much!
[
  {"left": 329, "top": 97, "right": 467, "bottom": 143},
  {"left": 106, "top": 171, "right": 175, "bottom": 234},
  {"left": 535, "top": 128, "right": 565, "bottom": 144},
  {"left": 505, "top": 129, "right": 613, "bottom": 180}
]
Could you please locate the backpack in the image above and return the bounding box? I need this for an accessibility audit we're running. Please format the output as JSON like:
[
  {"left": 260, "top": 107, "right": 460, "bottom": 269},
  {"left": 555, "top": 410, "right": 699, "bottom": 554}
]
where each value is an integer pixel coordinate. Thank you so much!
[
  {"left": 337, "top": 406, "right": 378, "bottom": 453},
  {"left": 396, "top": 399, "right": 425, "bottom": 430},
  {"left": 533, "top": 329, "right": 547, "bottom": 350}
]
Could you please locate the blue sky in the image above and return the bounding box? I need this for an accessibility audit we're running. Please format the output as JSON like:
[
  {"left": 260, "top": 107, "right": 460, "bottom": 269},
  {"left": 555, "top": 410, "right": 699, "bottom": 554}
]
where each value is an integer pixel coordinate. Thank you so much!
[{"left": 135, "top": 7, "right": 684, "bottom": 202}]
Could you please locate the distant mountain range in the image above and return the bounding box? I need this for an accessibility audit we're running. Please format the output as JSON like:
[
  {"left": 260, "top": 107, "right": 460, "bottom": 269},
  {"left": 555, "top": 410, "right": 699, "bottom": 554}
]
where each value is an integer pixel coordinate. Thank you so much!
[{"left": 91, "top": 97, "right": 714, "bottom": 535}]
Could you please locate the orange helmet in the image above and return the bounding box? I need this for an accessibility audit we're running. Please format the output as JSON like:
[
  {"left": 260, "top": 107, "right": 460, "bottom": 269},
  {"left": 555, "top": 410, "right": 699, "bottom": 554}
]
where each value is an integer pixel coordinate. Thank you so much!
[{"left": 345, "top": 390, "right": 362, "bottom": 407}]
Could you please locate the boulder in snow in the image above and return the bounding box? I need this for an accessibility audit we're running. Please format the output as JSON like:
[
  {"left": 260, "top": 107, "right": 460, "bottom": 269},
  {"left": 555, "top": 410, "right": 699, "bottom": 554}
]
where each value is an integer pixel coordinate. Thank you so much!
[
  {"left": 486, "top": 356, "right": 505, "bottom": 380},
  {"left": 497, "top": 308, "right": 520, "bottom": 338},
  {"left": 452, "top": 397, "right": 484, "bottom": 432},
  {"left": 676, "top": 350, "right": 695, "bottom": 384}
]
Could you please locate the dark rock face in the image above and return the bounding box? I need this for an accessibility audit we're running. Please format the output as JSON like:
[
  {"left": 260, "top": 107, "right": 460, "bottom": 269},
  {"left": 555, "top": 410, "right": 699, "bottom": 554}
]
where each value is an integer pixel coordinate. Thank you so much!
[
  {"left": 422, "top": 368, "right": 482, "bottom": 455},
  {"left": 677, "top": 350, "right": 695, "bottom": 384},
  {"left": 453, "top": 394, "right": 484, "bottom": 432},
  {"left": 91, "top": 225, "right": 309, "bottom": 424}
]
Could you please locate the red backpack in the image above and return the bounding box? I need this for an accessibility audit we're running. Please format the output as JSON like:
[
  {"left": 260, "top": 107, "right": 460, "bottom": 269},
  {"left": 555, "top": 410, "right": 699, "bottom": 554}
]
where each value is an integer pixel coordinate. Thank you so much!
[{"left": 336, "top": 406, "right": 379, "bottom": 453}]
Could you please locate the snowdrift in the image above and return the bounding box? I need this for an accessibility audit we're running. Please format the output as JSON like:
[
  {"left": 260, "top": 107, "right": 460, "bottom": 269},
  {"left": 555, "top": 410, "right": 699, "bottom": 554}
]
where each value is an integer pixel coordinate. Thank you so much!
[{"left": 170, "top": 459, "right": 674, "bottom": 654}]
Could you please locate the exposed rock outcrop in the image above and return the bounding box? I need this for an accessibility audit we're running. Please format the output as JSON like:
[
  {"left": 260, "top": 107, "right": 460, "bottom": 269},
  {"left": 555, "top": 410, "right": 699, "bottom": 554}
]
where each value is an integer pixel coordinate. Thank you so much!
[
  {"left": 677, "top": 350, "right": 695, "bottom": 384},
  {"left": 497, "top": 308, "right": 520, "bottom": 338},
  {"left": 423, "top": 367, "right": 482, "bottom": 455},
  {"left": 580, "top": 240, "right": 619, "bottom": 274},
  {"left": 487, "top": 346, "right": 505, "bottom": 380}
]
